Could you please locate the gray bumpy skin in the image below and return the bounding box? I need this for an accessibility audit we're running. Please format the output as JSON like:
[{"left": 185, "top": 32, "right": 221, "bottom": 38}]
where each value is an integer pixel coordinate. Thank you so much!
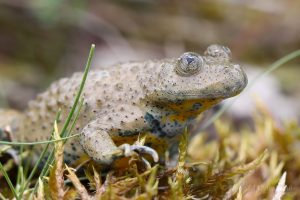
[{"left": 0, "top": 44, "right": 247, "bottom": 166}]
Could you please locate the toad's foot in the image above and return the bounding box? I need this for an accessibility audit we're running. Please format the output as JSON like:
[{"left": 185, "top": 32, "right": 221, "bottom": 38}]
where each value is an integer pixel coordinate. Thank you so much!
[
  {"left": 80, "top": 120, "right": 159, "bottom": 166},
  {"left": 119, "top": 143, "right": 159, "bottom": 162}
]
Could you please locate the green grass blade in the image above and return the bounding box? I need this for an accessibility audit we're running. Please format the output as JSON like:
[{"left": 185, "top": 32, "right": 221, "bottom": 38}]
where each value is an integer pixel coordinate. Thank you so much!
[
  {"left": 18, "top": 110, "right": 62, "bottom": 198},
  {"left": 67, "top": 98, "right": 84, "bottom": 139},
  {"left": 0, "top": 161, "right": 19, "bottom": 200},
  {"left": 38, "top": 98, "right": 84, "bottom": 186},
  {"left": 30, "top": 44, "right": 95, "bottom": 198},
  {"left": 0, "top": 134, "right": 80, "bottom": 145},
  {"left": 60, "top": 44, "right": 95, "bottom": 139},
  {"left": 16, "top": 145, "right": 24, "bottom": 186}
]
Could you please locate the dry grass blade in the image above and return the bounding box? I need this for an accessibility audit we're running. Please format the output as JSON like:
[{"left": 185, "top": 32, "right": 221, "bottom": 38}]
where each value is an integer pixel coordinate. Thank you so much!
[
  {"left": 66, "top": 165, "right": 91, "bottom": 200},
  {"left": 223, "top": 175, "right": 246, "bottom": 200},
  {"left": 272, "top": 172, "right": 287, "bottom": 200},
  {"left": 188, "top": 150, "right": 268, "bottom": 198},
  {"left": 235, "top": 187, "right": 242, "bottom": 200},
  {"left": 177, "top": 128, "right": 188, "bottom": 170},
  {"left": 167, "top": 128, "right": 189, "bottom": 200},
  {"left": 228, "top": 149, "right": 268, "bottom": 176},
  {"left": 49, "top": 121, "right": 66, "bottom": 200},
  {"left": 93, "top": 167, "right": 104, "bottom": 199},
  {"left": 33, "top": 178, "right": 44, "bottom": 200},
  {"left": 62, "top": 189, "right": 78, "bottom": 200},
  {"left": 136, "top": 165, "right": 158, "bottom": 199}
]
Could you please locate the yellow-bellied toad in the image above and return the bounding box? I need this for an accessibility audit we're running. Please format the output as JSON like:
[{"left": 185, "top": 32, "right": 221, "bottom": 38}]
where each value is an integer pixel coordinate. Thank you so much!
[{"left": 0, "top": 44, "right": 247, "bottom": 166}]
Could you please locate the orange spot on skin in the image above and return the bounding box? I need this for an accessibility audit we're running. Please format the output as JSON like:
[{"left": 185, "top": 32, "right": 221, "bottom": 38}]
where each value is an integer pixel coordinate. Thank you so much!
[
  {"left": 72, "top": 154, "right": 91, "bottom": 167},
  {"left": 112, "top": 135, "right": 138, "bottom": 146},
  {"left": 162, "top": 99, "right": 220, "bottom": 123},
  {"left": 113, "top": 157, "right": 131, "bottom": 169}
]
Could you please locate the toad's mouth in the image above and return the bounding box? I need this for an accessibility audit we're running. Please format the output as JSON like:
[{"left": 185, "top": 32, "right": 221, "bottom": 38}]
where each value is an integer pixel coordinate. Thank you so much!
[
  {"left": 163, "top": 91, "right": 239, "bottom": 100},
  {"left": 162, "top": 81, "right": 247, "bottom": 100}
]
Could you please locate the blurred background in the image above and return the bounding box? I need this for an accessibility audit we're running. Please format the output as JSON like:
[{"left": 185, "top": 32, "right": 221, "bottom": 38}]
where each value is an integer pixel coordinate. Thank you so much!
[{"left": 0, "top": 0, "right": 300, "bottom": 124}]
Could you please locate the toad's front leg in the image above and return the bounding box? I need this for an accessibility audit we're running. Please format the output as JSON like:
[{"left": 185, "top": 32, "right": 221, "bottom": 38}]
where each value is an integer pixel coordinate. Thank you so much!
[{"left": 79, "top": 119, "right": 158, "bottom": 166}]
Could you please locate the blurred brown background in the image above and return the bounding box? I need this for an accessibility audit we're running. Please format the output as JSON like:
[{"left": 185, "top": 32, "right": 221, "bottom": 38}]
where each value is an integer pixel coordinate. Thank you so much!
[{"left": 0, "top": 0, "right": 300, "bottom": 120}]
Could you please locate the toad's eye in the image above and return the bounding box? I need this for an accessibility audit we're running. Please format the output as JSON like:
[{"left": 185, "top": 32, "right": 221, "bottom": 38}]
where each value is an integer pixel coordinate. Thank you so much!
[
  {"left": 176, "top": 52, "right": 204, "bottom": 76},
  {"left": 204, "top": 44, "right": 232, "bottom": 60}
]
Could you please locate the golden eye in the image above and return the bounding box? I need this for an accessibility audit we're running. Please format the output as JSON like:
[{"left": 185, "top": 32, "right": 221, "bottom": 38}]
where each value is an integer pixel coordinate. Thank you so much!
[
  {"left": 176, "top": 52, "right": 203, "bottom": 76},
  {"left": 204, "top": 44, "right": 232, "bottom": 60}
]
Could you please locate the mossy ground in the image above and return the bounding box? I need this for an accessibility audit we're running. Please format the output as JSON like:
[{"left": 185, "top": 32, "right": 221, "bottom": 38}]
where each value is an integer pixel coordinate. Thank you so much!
[{"left": 0, "top": 104, "right": 298, "bottom": 199}]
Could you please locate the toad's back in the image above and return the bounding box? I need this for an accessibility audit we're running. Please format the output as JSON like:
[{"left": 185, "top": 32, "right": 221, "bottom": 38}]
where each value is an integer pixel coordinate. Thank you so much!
[
  {"left": 15, "top": 61, "right": 158, "bottom": 163},
  {"left": 1, "top": 45, "right": 247, "bottom": 166}
]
